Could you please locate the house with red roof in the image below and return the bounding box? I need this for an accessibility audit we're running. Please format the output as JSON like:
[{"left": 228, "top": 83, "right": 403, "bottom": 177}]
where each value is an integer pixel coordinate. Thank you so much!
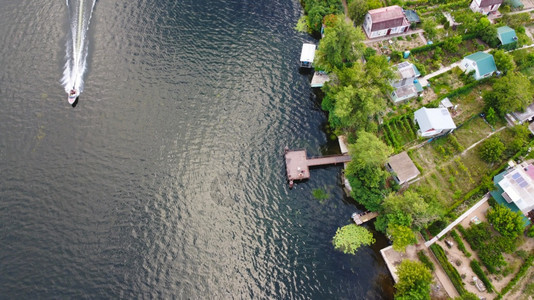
[
  {"left": 469, "top": 0, "right": 503, "bottom": 14},
  {"left": 362, "top": 5, "right": 410, "bottom": 39}
]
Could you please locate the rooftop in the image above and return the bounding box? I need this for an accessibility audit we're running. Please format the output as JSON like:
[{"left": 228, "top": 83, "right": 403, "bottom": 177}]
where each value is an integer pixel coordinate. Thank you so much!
[
  {"left": 387, "top": 151, "right": 420, "bottom": 184},
  {"left": 464, "top": 52, "right": 497, "bottom": 77},
  {"left": 396, "top": 61, "right": 420, "bottom": 79},
  {"left": 404, "top": 9, "right": 420, "bottom": 23},
  {"left": 479, "top": 0, "right": 504, "bottom": 7},
  {"left": 497, "top": 26, "right": 517, "bottom": 45},
  {"left": 414, "top": 107, "right": 457, "bottom": 132},
  {"left": 368, "top": 5, "right": 409, "bottom": 31},
  {"left": 300, "top": 43, "right": 316, "bottom": 63},
  {"left": 512, "top": 101, "right": 534, "bottom": 123},
  {"left": 496, "top": 164, "right": 534, "bottom": 214}
]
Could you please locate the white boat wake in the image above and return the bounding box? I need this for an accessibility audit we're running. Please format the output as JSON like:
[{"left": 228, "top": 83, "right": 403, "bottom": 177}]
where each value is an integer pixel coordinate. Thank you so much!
[{"left": 61, "top": 0, "right": 96, "bottom": 103}]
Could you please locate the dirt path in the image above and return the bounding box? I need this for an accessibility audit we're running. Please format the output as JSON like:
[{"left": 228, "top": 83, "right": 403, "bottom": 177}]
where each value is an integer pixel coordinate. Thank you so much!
[
  {"left": 341, "top": 0, "right": 351, "bottom": 23},
  {"left": 460, "top": 126, "right": 506, "bottom": 156}
]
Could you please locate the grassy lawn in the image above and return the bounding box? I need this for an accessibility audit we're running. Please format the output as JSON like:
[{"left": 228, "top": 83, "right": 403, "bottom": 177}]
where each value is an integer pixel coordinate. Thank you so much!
[
  {"left": 409, "top": 125, "right": 518, "bottom": 207},
  {"left": 453, "top": 117, "right": 493, "bottom": 147},
  {"left": 410, "top": 39, "right": 488, "bottom": 73},
  {"left": 428, "top": 68, "right": 464, "bottom": 95}
]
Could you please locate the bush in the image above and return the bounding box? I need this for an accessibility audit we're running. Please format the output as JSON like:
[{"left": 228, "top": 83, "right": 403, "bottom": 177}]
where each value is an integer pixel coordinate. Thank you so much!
[
  {"left": 478, "top": 136, "right": 505, "bottom": 163},
  {"left": 451, "top": 229, "right": 471, "bottom": 258},
  {"left": 528, "top": 226, "right": 534, "bottom": 238},
  {"left": 417, "top": 250, "right": 435, "bottom": 271},
  {"left": 470, "top": 260, "right": 494, "bottom": 293},
  {"left": 487, "top": 204, "right": 525, "bottom": 238},
  {"left": 430, "top": 244, "right": 466, "bottom": 295}
]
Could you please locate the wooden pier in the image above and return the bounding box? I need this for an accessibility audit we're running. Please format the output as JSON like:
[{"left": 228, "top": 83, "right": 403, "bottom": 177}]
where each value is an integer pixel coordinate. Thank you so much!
[
  {"left": 284, "top": 148, "right": 351, "bottom": 187},
  {"left": 351, "top": 211, "right": 379, "bottom": 225}
]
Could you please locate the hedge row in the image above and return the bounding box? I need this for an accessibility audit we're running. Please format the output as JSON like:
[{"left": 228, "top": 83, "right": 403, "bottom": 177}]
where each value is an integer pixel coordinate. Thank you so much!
[
  {"left": 495, "top": 254, "right": 534, "bottom": 299},
  {"left": 470, "top": 260, "right": 494, "bottom": 293},
  {"left": 417, "top": 250, "right": 435, "bottom": 272},
  {"left": 430, "top": 244, "right": 466, "bottom": 295},
  {"left": 450, "top": 229, "right": 471, "bottom": 258},
  {"left": 410, "top": 33, "right": 477, "bottom": 54}
]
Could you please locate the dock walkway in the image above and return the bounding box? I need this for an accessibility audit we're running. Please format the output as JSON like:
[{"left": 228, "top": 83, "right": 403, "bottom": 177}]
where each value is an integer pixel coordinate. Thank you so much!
[
  {"left": 284, "top": 148, "right": 351, "bottom": 187},
  {"left": 352, "top": 211, "right": 379, "bottom": 225}
]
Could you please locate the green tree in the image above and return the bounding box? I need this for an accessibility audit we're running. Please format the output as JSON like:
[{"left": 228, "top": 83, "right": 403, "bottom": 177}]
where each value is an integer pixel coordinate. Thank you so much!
[
  {"left": 314, "top": 15, "right": 365, "bottom": 71},
  {"left": 381, "top": 190, "right": 444, "bottom": 230},
  {"left": 487, "top": 204, "right": 525, "bottom": 238},
  {"left": 388, "top": 224, "right": 417, "bottom": 253},
  {"left": 395, "top": 260, "right": 432, "bottom": 300},
  {"left": 478, "top": 136, "right": 505, "bottom": 163},
  {"left": 443, "top": 35, "right": 462, "bottom": 53},
  {"left": 477, "top": 18, "right": 500, "bottom": 47},
  {"left": 367, "top": 0, "right": 382, "bottom": 9},
  {"left": 348, "top": 0, "right": 368, "bottom": 25},
  {"left": 332, "top": 224, "right": 375, "bottom": 254},
  {"left": 344, "top": 132, "right": 393, "bottom": 211},
  {"left": 483, "top": 72, "right": 534, "bottom": 116},
  {"left": 307, "top": 5, "right": 328, "bottom": 33},
  {"left": 422, "top": 18, "right": 437, "bottom": 40},
  {"left": 486, "top": 107, "right": 497, "bottom": 126},
  {"left": 346, "top": 131, "right": 393, "bottom": 174},
  {"left": 492, "top": 49, "right": 516, "bottom": 74},
  {"left": 375, "top": 210, "right": 413, "bottom": 232}
]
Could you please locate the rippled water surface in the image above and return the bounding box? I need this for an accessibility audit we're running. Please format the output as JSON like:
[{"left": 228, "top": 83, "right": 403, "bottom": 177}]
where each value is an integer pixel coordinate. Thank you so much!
[{"left": 0, "top": 0, "right": 394, "bottom": 298}]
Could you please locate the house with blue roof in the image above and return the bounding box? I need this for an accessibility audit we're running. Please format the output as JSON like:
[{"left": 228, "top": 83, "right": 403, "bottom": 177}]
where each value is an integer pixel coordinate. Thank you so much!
[
  {"left": 459, "top": 52, "right": 497, "bottom": 81},
  {"left": 497, "top": 26, "right": 518, "bottom": 47},
  {"left": 491, "top": 161, "right": 534, "bottom": 225},
  {"left": 389, "top": 62, "right": 423, "bottom": 103}
]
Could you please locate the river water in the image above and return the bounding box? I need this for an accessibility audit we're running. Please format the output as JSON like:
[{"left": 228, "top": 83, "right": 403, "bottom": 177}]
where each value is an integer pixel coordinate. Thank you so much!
[{"left": 0, "top": 0, "right": 394, "bottom": 298}]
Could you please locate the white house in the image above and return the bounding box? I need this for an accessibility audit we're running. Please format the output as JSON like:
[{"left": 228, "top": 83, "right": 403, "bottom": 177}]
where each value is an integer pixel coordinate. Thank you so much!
[
  {"left": 493, "top": 162, "right": 534, "bottom": 216},
  {"left": 363, "top": 6, "right": 410, "bottom": 39},
  {"left": 414, "top": 107, "right": 457, "bottom": 138},
  {"left": 470, "top": 0, "right": 503, "bottom": 14},
  {"left": 300, "top": 43, "right": 316, "bottom": 68},
  {"left": 459, "top": 52, "right": 497, "bottom": 81}
]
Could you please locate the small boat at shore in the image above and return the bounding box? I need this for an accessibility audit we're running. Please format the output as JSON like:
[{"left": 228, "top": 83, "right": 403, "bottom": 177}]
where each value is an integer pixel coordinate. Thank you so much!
[{"left": 68, "top": 88, "right": 79, "bottom": 105}]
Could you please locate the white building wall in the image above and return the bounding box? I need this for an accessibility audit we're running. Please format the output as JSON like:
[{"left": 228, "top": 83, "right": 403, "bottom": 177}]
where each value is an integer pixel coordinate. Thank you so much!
[{"left": 363, "top": 14, "right": 372, "bottom": 37}]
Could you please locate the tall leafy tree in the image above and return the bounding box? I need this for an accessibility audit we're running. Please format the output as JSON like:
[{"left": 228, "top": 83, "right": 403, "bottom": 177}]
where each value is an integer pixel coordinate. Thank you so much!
[
  {"left": 487, "top": 205, "right": 525, "bottom": 238},
  {"left": 345, "top": 131, "right": 393, "bottom": 211},
  {"left": 314, "top": 15, "right": 365, "bottom": 71},
  {"left": 346, "top": 131, "right": 393, "bottom": 174},
  {"left": 348, "top": 0, "right": 368, "bottom": 25},
  {"left": 395, "top": 260, "right": 432, "bottom": 300},
  {"left": 483, "top": 72, "right": 534, "bottom": 116},
  {"left": 382, "top": 190, "right": 444, "bottom": 230},
  {"left": 478, "top": 136, "right": 505, "bottom": 163},
  {"left": 322, "top": 56, "right": 393, "bottom": 132},
  {"left": 387, "top": 224, "right": 417, "bottom": 253},
  {"left": 332, "top": 224, "right": 375, "bottom": 254},
  {"left": 492, "top": 49, "right": 516, "bottom": 74}
]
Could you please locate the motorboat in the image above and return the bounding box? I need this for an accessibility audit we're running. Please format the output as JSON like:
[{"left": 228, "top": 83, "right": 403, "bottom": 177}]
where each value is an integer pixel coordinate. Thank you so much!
[{"left": 68, "top": 89, "right": 79, "bottom": 105}]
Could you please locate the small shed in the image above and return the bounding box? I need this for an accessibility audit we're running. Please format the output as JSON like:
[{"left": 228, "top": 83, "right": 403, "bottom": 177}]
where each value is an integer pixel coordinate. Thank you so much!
[
  {"left": 459, "top": 52, "right": 497, "bottom": 81},
  {"left": 386, "top": 151, "right": 420, "bottom": 185},
  {"left": 404, "top": 10, "right": 420, "bottom": 23},
  {"left": 439, "top": 98, "right": 453, "bottom": 109},
  {"left": 300, "top": 43, "right": 316, "bottom": 68},
  {"left": 497, "top": 26, "right": 518, "bottom": 46},
  {"left": 511, "top": 101, "right": 534, "bottom": 124}
]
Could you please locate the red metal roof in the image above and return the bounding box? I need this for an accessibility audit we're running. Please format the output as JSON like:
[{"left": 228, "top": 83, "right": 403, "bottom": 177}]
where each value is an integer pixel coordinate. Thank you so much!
[
  {"left": 368, "top": 5, "right": 408, "bottom": 31},
  {"left": 479, "top": 0, "right": 503, "bottom": 7}
]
